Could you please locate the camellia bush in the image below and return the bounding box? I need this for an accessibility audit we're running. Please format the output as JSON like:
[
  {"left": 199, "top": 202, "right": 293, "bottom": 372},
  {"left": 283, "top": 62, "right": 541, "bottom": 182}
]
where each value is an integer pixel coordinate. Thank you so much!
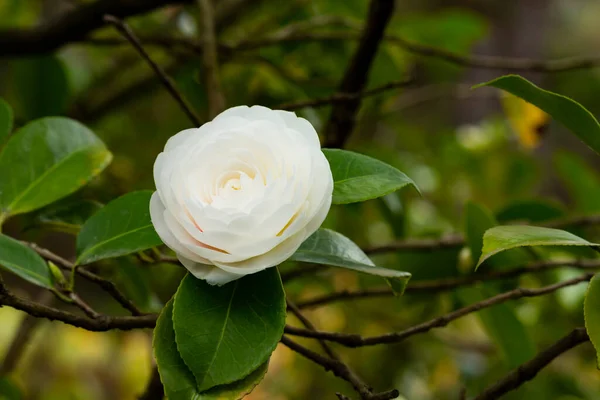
[{"left": 3, "top": 1, "right": 600, "bottom": 400}]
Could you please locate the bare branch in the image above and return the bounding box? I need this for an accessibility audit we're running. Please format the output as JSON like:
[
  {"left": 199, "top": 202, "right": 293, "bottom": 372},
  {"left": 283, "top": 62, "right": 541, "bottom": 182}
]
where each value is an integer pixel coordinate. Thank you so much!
[
  {"left": 295, "top": 259, "right": 600, "bottom": 308},
  {"left": 473, "top": 328, "right": 590, "bottom": 400},
  {"left": 0, "top": 0, "right": 192, "bottom": 57},
  {"left": 103, "top": 15, "right": 202, "bottom": 126},
  {"left": 286, "top": 274, "right": 592, "bottom": 347},
  {"left": 280, "top": 336, "right": 399, "bottom": 400},
  {"left": 197, "top": 0, "right": 226, "bottom": 118},
  {"left": 278, "top": 78, "right": 414, "bottom": 111},
  {"left": 323, "top": 0, "right": 395, "bottom": 148},
  {"left": 287, "top": 300, "right": 337, "bottom": 360},
  {"left": 0, "top": 285, "right": 157, "bottom": 331},
  {"left": 25, "top": 242, "right": 145, "bottom": 316}
]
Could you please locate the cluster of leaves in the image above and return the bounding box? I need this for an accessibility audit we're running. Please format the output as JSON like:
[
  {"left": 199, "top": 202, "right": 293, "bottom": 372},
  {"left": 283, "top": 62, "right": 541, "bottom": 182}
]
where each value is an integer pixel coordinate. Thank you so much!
[{"left": 0, "top": 95, "right": 424, "bottom": 397}]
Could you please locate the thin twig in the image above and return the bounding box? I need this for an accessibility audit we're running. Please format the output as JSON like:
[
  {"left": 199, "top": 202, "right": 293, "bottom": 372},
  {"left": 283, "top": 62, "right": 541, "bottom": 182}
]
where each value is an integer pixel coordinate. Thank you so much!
[
  {"left": 295, "top": 259, "right": 600, "bottom": 308},
  {"left": 0, "top": 280, "right": 156, "bottom": 332},
  {"left": 364, "top": 234, "right": 464, "bottom": 255},
  {"left": 197, "top": 0, "right": 226, "bottom": 118},
  {"left": 286, "top": 274, "right": 592, "bottom": 347},
  {"left": 287, "top": 300, "right": 337, "bottom": 359},
  {"left": 68, "top": 292, "right": 101, "bottom": 319},
  {"left": 103, "top": 15, "right": 202, "bottom": 126},
  {"left": 280, "top": 337, "right": 399, "bottom": 400},
  {"left": 24, "top": 242, "right": 145, "bottom": 316},
  {"left": 278, "top": 77, "right": 414, "bottom": 111},
  {"left": 323, "top": 0, "right": 395, "bottom": 148},
  {"left": 473, "top": 328, "right": 590, "bottom": 400}
]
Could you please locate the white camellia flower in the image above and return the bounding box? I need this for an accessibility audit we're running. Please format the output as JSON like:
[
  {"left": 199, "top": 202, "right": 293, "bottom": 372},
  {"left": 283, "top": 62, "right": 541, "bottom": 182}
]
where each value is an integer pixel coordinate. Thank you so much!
[{"left": 150, "top": 105, "right": 333, "bottom": 285}]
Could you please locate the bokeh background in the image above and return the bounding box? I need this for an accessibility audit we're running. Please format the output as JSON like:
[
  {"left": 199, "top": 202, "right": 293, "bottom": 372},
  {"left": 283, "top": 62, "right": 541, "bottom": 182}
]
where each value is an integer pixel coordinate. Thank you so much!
[{"left": 2, "top": 0, "right": 600, "bottom": 399}]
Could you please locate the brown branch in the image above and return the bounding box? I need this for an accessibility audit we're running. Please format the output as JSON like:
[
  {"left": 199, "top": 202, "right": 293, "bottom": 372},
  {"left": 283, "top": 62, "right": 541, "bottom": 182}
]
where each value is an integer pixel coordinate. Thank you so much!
[
  {"left": 0, "top": 283, "right": 157, "bottom": 332},
  {"left": 295, "top": 259, "right": 600, "bottom": 308},
  {"left": 280, "top": 336, "right": 399, "bottom": 400},
  {"left": 103, "top": 15, "right": 202, "bottom": 126},
  {"left": 364, "top": 214, "right": 600, "bottom": 255},
  {"left": 287, "top": 300, "right": 337, "bottom": 360},
  {"left": 322, "top": 0, "right": 395, "bottom": 148},
  {"left": 25, "top": 242, "right": 145, "bottom": 316},
  {"left": 286, "top": 274, "right": 592, "bottom": 347},
  {"left": 364, "top": 234, "right": 464, "bottom": 255},
  {"left": 0, "top": 0, "right": 193, "bottom": 57},
  {"left": 278, "top": 78, "right": 414, "bottom": 111},
  {"left": 197, "top": 0, "right": 226, "bottom": 118},
  {"left": 68, "top": 292, "right": 101, "bottom": 319},
  {"left": 473, "top": 328, "right": 590, "bottom": 400}
]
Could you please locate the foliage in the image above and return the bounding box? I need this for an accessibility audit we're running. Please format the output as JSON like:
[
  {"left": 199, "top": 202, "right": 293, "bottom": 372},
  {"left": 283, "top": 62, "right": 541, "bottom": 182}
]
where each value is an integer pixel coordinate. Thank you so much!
[{"left": 2, "top": 1, "right": 600, "bottom": 400}]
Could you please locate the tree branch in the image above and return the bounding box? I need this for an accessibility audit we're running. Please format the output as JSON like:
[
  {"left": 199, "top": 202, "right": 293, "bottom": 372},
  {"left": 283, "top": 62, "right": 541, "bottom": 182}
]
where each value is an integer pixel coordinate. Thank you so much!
[
  {"left": 25, "top": 242, "right": 145, "bottom": 316},
  {"left": 197, "top": 0, "right": 226, "bottom": 118},
  {"left": 278, "top": 77, "right": 414, "bottom": 111},
  {"left": 473, "top": 328, "right": 590, "bottom": 400},
  {"left": 280, "top": 336, "right": 399, "bottom": 400},
  {"left": 295, "top": 259, "right": 600, "bottom": 308},
  {"left": 286, "top": 274, "right": 592, "bottom": 347},
  {"left": 322, "top": 0, "right": 395, "bottom": 148},
  {"left": 364, "top": 214, "right": 600, "bottom": 255},
  {"left": 0, "top": 0, "right": 192, "bottom": 57},
  {"left": 104, "top": 15, "right": 202, "bottom": 126}
]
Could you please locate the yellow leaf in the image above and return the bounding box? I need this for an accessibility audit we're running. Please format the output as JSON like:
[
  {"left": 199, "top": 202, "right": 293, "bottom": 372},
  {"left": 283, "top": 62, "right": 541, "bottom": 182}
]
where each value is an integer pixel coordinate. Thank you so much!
[{"left": 501, "top": 92, "right": 549, "bottom": 149}]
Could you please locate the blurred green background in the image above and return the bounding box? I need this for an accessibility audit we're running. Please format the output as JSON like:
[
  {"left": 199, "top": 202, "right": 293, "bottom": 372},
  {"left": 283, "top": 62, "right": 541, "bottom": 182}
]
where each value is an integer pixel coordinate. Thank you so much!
[{"left": 3, "top": 0, "right": 600, "bottom": 399}]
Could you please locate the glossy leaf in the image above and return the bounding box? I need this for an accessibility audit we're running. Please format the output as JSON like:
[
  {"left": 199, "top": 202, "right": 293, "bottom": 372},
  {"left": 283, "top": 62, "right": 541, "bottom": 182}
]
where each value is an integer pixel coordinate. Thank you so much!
[
  {"left": 154, "top": 301, "right": 269, "bottom": 400},
  {"left": 475, "top": 75, "right": 600, "bottom": 155},
  {"left": 0, "top": 117, "right": 112, "bottom": 219},
  {"left": 76, "top": 191, "right": 162, "bottom": 265},
  {"left": 477, "top": 225, "right": 599, "bottom": 268},
  {"left": 154, "top": 300, "right": 202, "bottom": 400},
  {"left": 26, "top": 199, "right": 103, "bottom": 235},
  {"left": 0, "top": 97, "right": 13, "bottom": 145},
  {"left": 172, "top": 270, "right": 285, "bottom": 392},
  {"left": 323, "top": 149, "right": 417, "bottom": 204},
  {"left": 291, "top": 228, "right": 411, "bottom": 294},
  {"left": 12, "top": 55, "right": 69, "bottom": 120},
  {"left": 585, "top": 274, "right": 600, "bottom": 366},
  {"left": 0, "top": 234, "right": 52, "bottom": 288},
  {"left": 464, "top": 203, "right": 535, "bottom": 367}
]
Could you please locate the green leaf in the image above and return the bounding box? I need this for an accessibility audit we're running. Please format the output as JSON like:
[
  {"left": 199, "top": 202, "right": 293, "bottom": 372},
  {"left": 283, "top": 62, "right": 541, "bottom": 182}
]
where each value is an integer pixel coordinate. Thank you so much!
[
  {"left": 474, "top": 75, "right": 600, "bottom": 155},
  {"left": 154, "top": 301, "right": 269, "bottom": 400},
  {"left": 0, "top": 234, "right": 52, "bottom": 288},
  {"left": 585, "top": 274, "right": 600, "bottom": 366},
  {"left": 172, "top": 269, "right": 285, "bottom": 392},
  {"left": 555, "top": 152, "right": 600, "bottom": 213},
  {"left": 0, "top": 97, "right": 13, "bottom": 145},
  {"left": 291, "top": 228, "right": 411, "bottom": 294},
  {"left": 0, "top": 377, "right": 22, "bottom": 400},
  {"left": 198, "top": 363, "right": 268, "bottom": 400},
  {"left": 12, "top": 55, "right": 69, "bottom": 120},
  {"left": 495, "top": 199, "right": 565, "bottom": 224},
  {"left": 0, "top": 117, "right": 112, "bottom": 219},
  {"left": 76, "top": 191, "right": 162, "bottom": 265},
  {"left": 323, "top": 149, "right": 418, "bottom": 204},
  {"left": 477, "top": 225, "right": 599, "bottom": 268},
  {"left": 25, "top": 199, "right": 103, "bottom": 235},
  {"left": 459, "top": 287, "right": 535, "bottom": 368},
  {"left": 154, "top": 300, "right": 203, "bottom": 400},
  {"left": 463, "top": 203, "right": 535, "bottom": 367}
]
